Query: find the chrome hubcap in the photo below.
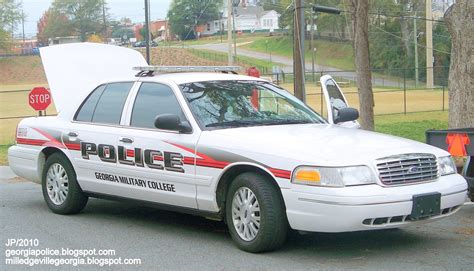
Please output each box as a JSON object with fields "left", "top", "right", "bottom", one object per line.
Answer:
{"left": 46, "top": 163, "right": 69, "bottom": 205}
{"left": 231, "top": 187, "right": 260, "bottom": 241}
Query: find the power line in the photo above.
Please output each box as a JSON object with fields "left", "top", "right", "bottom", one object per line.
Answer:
{"left": 340, "top": 10, "right": 445, "bottom": 23}
{"left": 182, "top": 0, "right": 214, "bottom": 41}
{"left": 272, "top": 2, "right": 447, "bottom": 23}
{"left": 372, "top": 25, "right": 450, "bottom": 55}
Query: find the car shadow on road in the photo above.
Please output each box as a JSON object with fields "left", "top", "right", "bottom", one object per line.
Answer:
{"left": 77, "top": 198, "right": 440, "bottom": 257}
{"left": 282, "top": 229, "right": 427, "bottom": 255}
{"left": 82, "top": 198, "right": 229, "bottom": 234}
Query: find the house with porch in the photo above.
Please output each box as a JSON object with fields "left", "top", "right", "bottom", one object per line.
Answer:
{"left": 199, "top": 6, "right": 280, "bottom": 36}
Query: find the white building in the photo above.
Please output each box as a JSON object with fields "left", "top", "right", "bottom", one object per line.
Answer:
{"left": 200, "top": 6, "right": 280, "bottom": 36}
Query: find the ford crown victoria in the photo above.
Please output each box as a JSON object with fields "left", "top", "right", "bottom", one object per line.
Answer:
{"left": 8, "top": 43, "right": 468, "bottom": 252}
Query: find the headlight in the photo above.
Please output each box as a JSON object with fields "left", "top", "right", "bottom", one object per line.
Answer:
{"left": 439, "top": 156, "right": 456, "bottom": 176}
{"left": 292, "top": 166, "right": 376, "bottom": 187}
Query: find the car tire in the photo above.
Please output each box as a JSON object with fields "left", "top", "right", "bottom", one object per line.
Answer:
{"left": 42, "top": 152, "right": 88, "bottom": 214}
{"left": 225, "top": 172, "right": 288, "bottom": 253}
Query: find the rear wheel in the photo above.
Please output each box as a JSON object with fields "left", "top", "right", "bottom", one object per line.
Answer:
{"left": 225, "top": 172, "right": 288, "bottom": 253}
{"left": 42, "top": 152, "right": 88, "bottom": 214}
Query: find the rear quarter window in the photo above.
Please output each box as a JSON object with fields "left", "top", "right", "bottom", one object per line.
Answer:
{"left": 75, "top": 84, "right": 106, "bottom": 122}
{"left": 75, "top": 82, "right": 133, "bottom": 125}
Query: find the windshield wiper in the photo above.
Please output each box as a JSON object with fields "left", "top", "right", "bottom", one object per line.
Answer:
{"left": 259, "top": 119, "right": 314, "bottom": 125}
{"left": 205, "top": 120, "right": 261, "bottom": 128}
{"left": 205, "top": 119, "right": 314, "bottom": 128}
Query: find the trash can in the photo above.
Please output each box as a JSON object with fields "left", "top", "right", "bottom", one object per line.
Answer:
{"left": 426, "top": 128, "right": 474, "bottom": 201}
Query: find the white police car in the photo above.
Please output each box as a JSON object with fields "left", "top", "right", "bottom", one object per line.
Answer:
{"left": 8, "top": 43, "right": 467, "bottom": 252}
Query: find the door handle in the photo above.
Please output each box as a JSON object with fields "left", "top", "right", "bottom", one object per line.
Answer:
{"left": 119, "top": 137, "right": 134, "bottom": 143}
{"left": 68, "top": 132, "right": 78, "bottom": 137}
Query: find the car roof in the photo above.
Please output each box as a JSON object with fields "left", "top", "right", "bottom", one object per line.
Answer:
{"left": 142, "top": 72, "right": 269, "bottom": 85}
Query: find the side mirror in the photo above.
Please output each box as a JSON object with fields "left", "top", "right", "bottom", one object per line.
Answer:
{"left": 154, "top": 114, "right": 192, "bottom": 133}
{"left": 334, "top": 107, "right": 359, "bottom": 124}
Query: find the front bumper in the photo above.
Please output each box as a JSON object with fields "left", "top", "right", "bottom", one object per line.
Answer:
{"left": 282, "top": 174, "right": 468, "bottom": 232}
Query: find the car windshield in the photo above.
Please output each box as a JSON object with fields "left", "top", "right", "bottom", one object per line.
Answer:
{"left": 180, "top": 80, "right": 326, "bottom": 129}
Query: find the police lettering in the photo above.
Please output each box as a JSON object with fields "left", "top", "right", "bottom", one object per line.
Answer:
{"left": 147, "top": 180, "right": 176, "bottom": 192}
{"left": 94, "top": 172, "right": 176, "bottom": 193}
{"left": 81, "top": 142, "right": 184, "bottom": 173}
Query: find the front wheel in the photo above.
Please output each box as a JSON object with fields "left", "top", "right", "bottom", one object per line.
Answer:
{"left": 42, "top": 152, "right": 88, "bottom": 214}
{"left": 225, "top": 172, "right": 288, "bottom": 253}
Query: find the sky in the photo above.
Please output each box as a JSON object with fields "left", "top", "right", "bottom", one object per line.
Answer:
{"left": 19, "top": 0, "right": 172, "bottom": 38}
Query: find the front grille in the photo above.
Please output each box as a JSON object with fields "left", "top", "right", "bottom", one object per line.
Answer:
{"left": 376, "top": 154, "right": 439, "bottom": 185}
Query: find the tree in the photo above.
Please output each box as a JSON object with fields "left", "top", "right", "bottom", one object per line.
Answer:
{"left": 444, "top": 0, "right": 474, "bottom": 128}
{"left": 432, "top": 23, "right": 451, "bottom": 86}
{"left": 167, "top": 0, "right": 222, "bottom": 40}
{"left": 111, "top": 27, "right": 134, "bottom": 40}
{"left": 350, "top": 0, "right": 374, "bottom": 131}
{"left": 367, "top": 0, "right": 425, "bottom": 80}
{"left": 305, "top": 0, "right": 349, "bottom": 41}
{"left": 51, "top": 0, "right": 108, "bottom": 41}
{"left": 109, "top": 17, "right": 134, "bottom": 41}
{"left": 0, "top": 0, "right": 22, "bottom": 50}
{"left": 87, "top": 33, "right": 103, "bottom": 43}
{"left": 37, "top": 9, "right": 73, "bottom": 46}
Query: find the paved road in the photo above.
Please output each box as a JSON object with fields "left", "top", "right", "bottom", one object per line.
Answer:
{"left": 188, "top": 43, "right": 405, "bottom": 88}
{"left": 1, "top": 168, "right": 473, "bottom": 270}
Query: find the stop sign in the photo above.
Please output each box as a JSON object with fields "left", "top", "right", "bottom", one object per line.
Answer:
{"left": 28, "top": 87, "right": 51, "bottom": 111}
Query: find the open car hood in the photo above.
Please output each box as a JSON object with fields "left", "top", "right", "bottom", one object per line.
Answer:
{"left": 40, "top": 43, "right": 147, "bottom": 119}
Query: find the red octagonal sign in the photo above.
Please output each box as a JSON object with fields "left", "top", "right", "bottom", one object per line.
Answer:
{"left": 29, "top": 87, "right": 51, "bottom": 111}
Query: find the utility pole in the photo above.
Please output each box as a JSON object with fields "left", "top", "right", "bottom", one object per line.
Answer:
{"left": 413, "top": 11, "right": 419, "bottom": 87}
{"left": 310, "top": 12, "right": 315, "bottom": 82}
{"left": 102, "top": 1, "right": 107, "bottom": 43}
{"left": 293, "top": 0, "right": 306, "bottom": 102}
{"left": 232, "top": 6, "right": 237, "bottom": 60}
{"left": 220, "top": 12, "right": 223, "bottom": 43}
{"left": 227, "top": 0, "right": 233, "bottom": 65}
{"left": 426, "top": 0, "right": 434, "bottom": 88}
{"left": 144, "top": 0, "right": 150, "bottom": 64}
{"left": 21, "top": 10, "right": 25, "bottom": 45}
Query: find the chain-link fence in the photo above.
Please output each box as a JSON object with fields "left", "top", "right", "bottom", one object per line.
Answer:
{"left": 261, "top": 68, "right": 449, "bottom": 117}
{"left": 0, "top": 67, "right": 449, "bottom": 144}
{"left": 0, "top": 87, "right": 53, "bottom": 144}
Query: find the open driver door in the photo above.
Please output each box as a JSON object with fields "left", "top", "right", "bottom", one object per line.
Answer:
{"left": 320, "top": 75, "right": 360, "bottom": 129}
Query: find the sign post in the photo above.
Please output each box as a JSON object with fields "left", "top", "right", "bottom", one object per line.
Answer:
{"left": 28, "top": 87, "right": 51, "bottom": 116}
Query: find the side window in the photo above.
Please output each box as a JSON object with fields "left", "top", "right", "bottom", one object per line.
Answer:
{"left": 91, "top": 82, "right": 134, "bottom": 124}
{"left": 130, "top": 83, "right": 186, "bottom": 129}
{"left": 325, "top": 80, "right": 348, "bottom": 119}
{"left": 75, "top": 82, "right": 133, "bottom": 124}
{"left": 75, "top": 84, "right": 106, "bottom": 122}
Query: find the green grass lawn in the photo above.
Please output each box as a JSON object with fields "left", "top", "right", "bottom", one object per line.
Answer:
{"left": 0, "top": 112, "right": 448, "bottom": 166}
{"left": 375, "top": 111, "right": 448, "bottom": 142}
{"left": 0, "top": 145, "right": 9, "bottom": 165}
{"left": 163, "top": 33, "right": 268, "bottom": 46}
{"left": 241, "top": 36, "right": 424, "bottom": 88}
{"left": 243, "top": 36, "right": 355, "bottom": 70}
{"left": 188, "top": 48, "right": 274, "bottom": 73}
